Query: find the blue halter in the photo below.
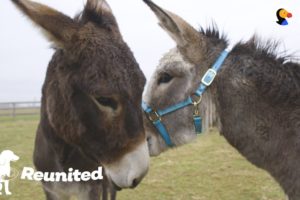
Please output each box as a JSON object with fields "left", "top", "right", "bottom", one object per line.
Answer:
{"left": 143, "top": 49, "right": 230, "bottom": 147}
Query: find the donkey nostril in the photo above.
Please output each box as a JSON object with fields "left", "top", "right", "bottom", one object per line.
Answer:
{"left": 131, "top": 178, "right": 139, "bottom": 188}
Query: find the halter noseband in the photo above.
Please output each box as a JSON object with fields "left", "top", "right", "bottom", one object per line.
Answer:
{"left": 143, "top": 49, "right": 230, "bottom": 147}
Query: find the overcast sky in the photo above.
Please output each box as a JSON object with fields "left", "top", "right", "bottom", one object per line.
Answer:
{"left": 0, "top": 0, "right": 299, "bottom": 102}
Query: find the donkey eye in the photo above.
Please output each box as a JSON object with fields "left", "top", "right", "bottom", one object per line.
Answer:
{"left": 158, "top": 73, "right": 173, "bottom": 85}
{"left": 96, "top": 97, "right": 118, "bottom": 110}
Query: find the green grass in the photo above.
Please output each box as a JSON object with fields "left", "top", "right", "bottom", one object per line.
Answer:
{"left": 0, "top": 116, "right": 43, "bottom": 199}
{"left": 0, "top": 117, "right": 285, "bottom": 200}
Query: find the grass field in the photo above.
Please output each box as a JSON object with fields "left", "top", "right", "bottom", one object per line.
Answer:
{"left": 0, "top": 116, "right": 286, "bottom": 200}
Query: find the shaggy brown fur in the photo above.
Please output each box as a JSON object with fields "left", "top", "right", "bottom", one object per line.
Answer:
{"left": 11, "top": 0, "right": 147, "bottom": 199}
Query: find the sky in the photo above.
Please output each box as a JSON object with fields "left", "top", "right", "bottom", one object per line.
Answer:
{"left": 0, "top": 0, "right": 299, "bottom": 102}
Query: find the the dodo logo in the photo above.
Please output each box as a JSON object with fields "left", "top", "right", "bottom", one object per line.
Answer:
{"left": 0, "top": 150, "right": 19, "bottom": 196}
{"left": 276, "top": 8, "right": 293, "bottom": 26}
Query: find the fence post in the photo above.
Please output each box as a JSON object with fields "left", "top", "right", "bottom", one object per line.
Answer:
{"left": 12, "top": 103, "right": 16, "bottom": 118}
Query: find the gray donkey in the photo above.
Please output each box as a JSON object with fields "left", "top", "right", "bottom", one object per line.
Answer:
{"left": 142, "top": 0, "right": 300, "bottom": 199}
{"left": 11, "top": 0, "right": 149, "bottom": 199}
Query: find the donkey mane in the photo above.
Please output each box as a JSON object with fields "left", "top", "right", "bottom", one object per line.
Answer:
{"left": 200, "top": 24, "right": 297, "bottom": 64}
{"left": 234, "top": 36, "right": 295, "bottom": 64}
{"left": 198, "top": 25, "right": 300, "bottom": 106}
{"left": 199, "top": 24, "right": 228, "bottom": 47}
{"left": 231, "top": 37, "right": 300, "bottom": 106}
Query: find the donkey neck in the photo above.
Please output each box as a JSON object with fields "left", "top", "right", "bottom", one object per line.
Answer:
{"left": 209, "top": 42, "right": 300, "bottom": 198}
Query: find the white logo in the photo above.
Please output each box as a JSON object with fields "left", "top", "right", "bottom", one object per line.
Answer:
{"left": 0, "top": 150, "right": 19, "bottom": 196}
{"left": 20, "top": 167, "right": 103, "bottom": 182}
{"left": 0, "top": 150, "right": 104, "bottom": 196}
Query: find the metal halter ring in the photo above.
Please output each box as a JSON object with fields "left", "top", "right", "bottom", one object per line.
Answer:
{"left": 191, "top": 94, "right": 202, "bottom": 105}
{"left": 148, "top": 111, "right": 161, "bottom": 122}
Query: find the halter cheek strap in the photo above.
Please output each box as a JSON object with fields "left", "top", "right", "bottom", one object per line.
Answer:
{"left": 143, "top": 49, "right": 230, "bottom": 147}
{"left": 142, "top": 98, "right": 194, "bottom": 147}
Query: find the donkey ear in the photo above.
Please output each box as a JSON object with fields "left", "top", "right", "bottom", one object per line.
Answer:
{"left": 86, "top": 0, "right": 113, "bottom": 14}
{"left": 10, "top": 0, "right": 78, "bottom": 48}
{"left": 143, "top": 0, "right": 206, "bottom": 64}
{"left": 81, "top": 0, "right": 120, "bottom": 32}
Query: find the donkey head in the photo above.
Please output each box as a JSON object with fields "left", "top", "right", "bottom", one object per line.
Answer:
{"left": 12, "top": 0, "right": 149, "bottom": 188}
{"left": 143, "top": 0, "right": 227, "bottom": 156}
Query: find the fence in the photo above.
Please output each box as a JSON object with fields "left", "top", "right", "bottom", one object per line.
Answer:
{"left": 0, "top": 101, "right": 41, "bottom": 118}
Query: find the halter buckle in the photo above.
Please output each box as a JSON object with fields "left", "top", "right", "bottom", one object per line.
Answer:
{"left": 191, "top": 94, "right": 202, "bottom": 106}
{"left": 193, "top": 108, "right": 200, "bottom": 116}
{"left": 148, "top": 111, "right": 161, "bottom": 122}
{"left": 202, "top": 69, "right": 217, "bottom": 86}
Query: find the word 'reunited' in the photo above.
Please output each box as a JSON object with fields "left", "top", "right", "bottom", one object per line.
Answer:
{"left": 21, "top": 167, "right": 104, "bottom": 182}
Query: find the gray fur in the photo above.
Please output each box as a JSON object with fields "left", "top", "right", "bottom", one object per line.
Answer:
{"left": 143, "top": 1, "right": 300, "bottom": 199}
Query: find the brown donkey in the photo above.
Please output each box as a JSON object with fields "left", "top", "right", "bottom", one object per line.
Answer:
{"left": 11, "top": 0, "right": 149, "bottom": 199}
{"left": 143, "top": 0, "right": 300, "bottom": 199}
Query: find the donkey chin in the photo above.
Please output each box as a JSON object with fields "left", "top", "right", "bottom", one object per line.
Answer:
{"left": 103, "top": 140, "right": 150, "bottom": 189}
